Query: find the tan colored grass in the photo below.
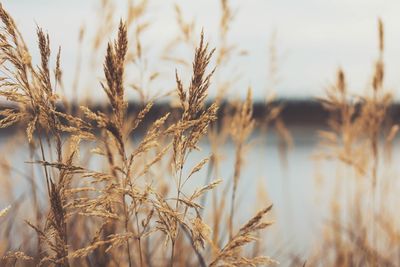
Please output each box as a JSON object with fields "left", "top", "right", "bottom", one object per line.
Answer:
{"left": 8, "top": 1, "right": 400, "bottom": 267}
{"left": 0, "top": 2, "right": 277, "bottom": 266}
{"left": 307, "top": 18, "right": 400, "bottom": 267}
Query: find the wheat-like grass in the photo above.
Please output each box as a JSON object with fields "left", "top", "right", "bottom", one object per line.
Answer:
{"left": 0, "top": 2, "right": 280, "bottom": 265}
{"left": 5, "top": 1, "right": 400, "bottom": 266}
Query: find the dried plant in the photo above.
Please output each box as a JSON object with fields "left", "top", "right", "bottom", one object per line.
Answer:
{"left": 309, "top": 18, "right": 400, "bottom": 267}
{"left": 4, "top": 1, "right": 400, "bottom": 266}
{"left": 228, "top": 89, "right": 255, "bottom": 239}
{"left": 0, "top": 3, "right": 277, "bottom": 267}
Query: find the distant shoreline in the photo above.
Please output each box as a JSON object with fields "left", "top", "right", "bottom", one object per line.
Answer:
{"left": 1, "top": 99, "right": 399, "bottom": 133}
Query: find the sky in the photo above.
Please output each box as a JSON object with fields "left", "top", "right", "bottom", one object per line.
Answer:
{"left": 2, "top": 0, "right": 400, "bottom": 101}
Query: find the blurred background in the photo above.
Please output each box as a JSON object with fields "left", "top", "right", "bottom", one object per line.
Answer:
{"left": 4, "top": 0, "right": 400, "bottom": 99}
{"left": 1, "top": 0, "right": 400, "bottom": 265}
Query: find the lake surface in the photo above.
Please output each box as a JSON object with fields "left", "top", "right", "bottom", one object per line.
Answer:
{"left": 2, "top": 125, "right": 397, "bottom": 263}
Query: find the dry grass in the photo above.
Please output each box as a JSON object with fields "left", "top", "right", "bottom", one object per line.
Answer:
{"left": 0, "top": 2, "right": 277, "bottom": 267}
{"left": 308, "top": 18, "right": 400, "bottom": 267}
{"left": 1, "top": 1, "right": 399, "bottom": 267}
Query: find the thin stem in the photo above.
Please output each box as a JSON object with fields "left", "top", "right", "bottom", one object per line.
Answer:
{"left": 170, "top": 240, "right": 175, "bottom": 267}
{"left": 229, "top": 142, "right": 242, "bottom": 240}
{"left": 123, "top": 197, "right": 133, "bottom": 267}
{"left": 134, "top": 203, "right": 144, "bottom": 267}
{"left": 171, "top": 165, "right": 184, "bottom": 266}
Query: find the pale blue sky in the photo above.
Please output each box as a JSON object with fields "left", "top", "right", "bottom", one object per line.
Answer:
{"left": 3, "top": 0, "right": 400, "bottom": 100}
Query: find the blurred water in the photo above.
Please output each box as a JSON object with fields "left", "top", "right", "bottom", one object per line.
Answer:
{"left": 8, "top": 124, "right": 400, "bottom": 263}
{"left": 0, "top": 126, "right": 325, "bottom": 258}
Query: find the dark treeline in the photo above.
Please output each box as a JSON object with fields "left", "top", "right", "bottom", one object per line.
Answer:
{"left": 2, "top": 99, "right": 400, "bottom": 133}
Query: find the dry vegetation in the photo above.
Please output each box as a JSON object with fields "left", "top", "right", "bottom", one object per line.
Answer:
{"left": 0, "top": 1, "right": 399, "bottom": 267}
{"left": 308, "top": 19, "right": 400, "bottom": 266}
{"left": 0, "top": 1, "right": 278, "bottom": 266}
